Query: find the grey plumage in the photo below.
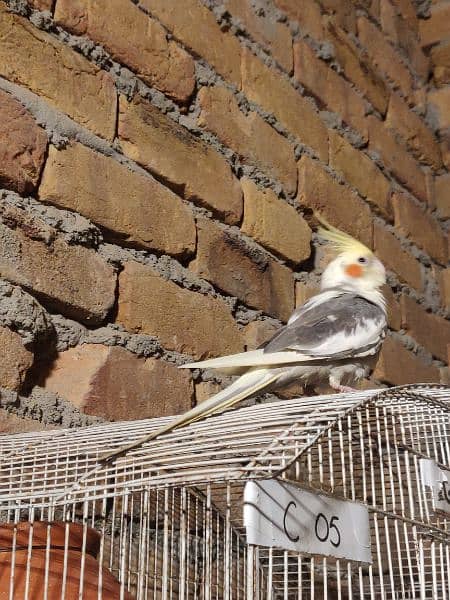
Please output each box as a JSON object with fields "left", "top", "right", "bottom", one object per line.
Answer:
{"left": 263, "top": 292, "right": 386, "bottom": 358}
{"left": 96, "top": 287, "right": 387, "bottom": 467}
{"left": 103, "top": 289, "right": 386, "bottom": 463}
{"left": 95, "top": 220, "right": 388, "bottom": 464}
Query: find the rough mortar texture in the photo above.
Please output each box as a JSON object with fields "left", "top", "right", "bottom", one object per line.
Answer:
{"left": 0, "top": 200, "right": 117, "bottom": 324}
{"left": 0, "top": 0, "right": 447, "bottom": 433}
{"left": 0, "top": 278, "right": 52, "bottom": 347}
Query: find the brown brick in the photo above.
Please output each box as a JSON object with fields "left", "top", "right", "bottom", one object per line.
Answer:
{"left": 441, "top": 365, "right": 450, "bottom": 382}
{"left": 390, "top": 0, "right": 419, "bottom": 34}
{"left": 427, "top": 167, "right": 436, "bottom": 209}
{"left": 373, "top": 336, "right": 440, "bottom": 385}
{"left": 329, "top": 131, "right": 391, "bottom": 218}
{"left": 0, "top": 5, "right": 116, "bottom": 140}
{"left": 366, "top": 0, "right": 381, "bottom": 20}
{"left": 297, "top": 155, "right": 373, "bottom": 247}
{"left": 242, "top": 320, "right": 280, "bottom": 350}
{"left": 197, "top": 85, "right": 297, "bottom": 194}
{"left": 385, "top": 93, "right": 441, "bottom": 169}
{"left": 241, "top": 179, "right": 311, "bottom": 263}
{"left": 273, "top": 0, "right": 324, "bottom": 41}
{"left": 373, "top": 222, "right": 423, "bottom": 291}
{"left": 357, "top": 16, "right": 414, "bottom": 98}
{"left": 195, "top": 381, "right": 222, "bottom": 404}
{"left": 28, "top": 0, "right": 53, "bottom": 11}
{"left": 440, "top": 268, "right": 450, "bottom": 310}
{"left": 410, "top": 45, "right": 430, "bottom": 81}
{"left": 368, "top": 116, "right": 427, "bottom": 202}
{"left": 191, "top": 217, "right": 295, "bottom": 321}
{"left": 410, "top": 87, "right": 428, "bottom": 114}
{"left": 225, "top": 0, "right": 292, "bottom": 72}
{"left": 43, "top": 344, "right": 193, "bottom": 420}
{"left": 294, "top": 40, "right": 327, "bottom": 103}
{"left": 241, "top": 178, "right": 311, "bottom": 264}
{"left": 431, "top": 40, "right": 450, "bottom": 86}
{"left": 435, "top": 173, "right": 450, "bottom": 218}
{"left": 382, "top": 284, "right": 401, "bottom": 330}
{"left": 0, "top": 410, "right": 51, "bottom": 434}
{"left": 0, "top": 203, "right": 116, "bottom": 324}
{"left": 54, "top": 0, "right": 194, "bottom": 103}
{"left": 379, "top": 0, "right": 406, "bottom": 42}
{"left": 0, "top": 90, "right": 47, "bottom": 195}
{"left": 380, "top": 0, "right": 429, "bottom": 79}
{"left": 118, "top": 96, "right": 242, "bottom": 225}
{"left": 293, "top": 40, "right": 368, "bottom": 139}
{"left": 428, "top": 86, "right": 450, "bottom": 131}
{"left": 441, "top": 134, "right": 450, "bottom": 170}
{"left": 117, "top": 261, "right": 244, "bottom": 359}
{"left": 319, "top": 0, "right": 357, "bottom": 33}
{"left": 325, "top": 21, "right": 389, "bottom": 114}
{"left": 241, "top": 48, "right": 328, "bottom": 161}
{"left": 392, "top": 192, "right": 448, "bottom": 264}
{"left": 140, "top": 0, "right": 241, "bottom": 87}
{"left": 275, "top": 381, "right": 305, "bottom": 399}
{"left": 420, "top": 3, "right": 450, "bottom": 48}
{"left": 39, "top": 142, "right": 196, "bottom": 258}
{"left": 295, "top": 281, "right": 320, "bottom": 306}
{"left": 0, "top": 326, "right": 33, "bottom": 391}
{"left": 355, "top": 378, "right": 385, "bottom": 391}
{"left": 315, "top": 243, "right": 338, "bottom": 272}
{"left": 401, "top": 294, "right": 450, "bottom": 361}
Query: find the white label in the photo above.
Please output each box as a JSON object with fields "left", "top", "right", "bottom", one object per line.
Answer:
{"left": 244, "top": 479, "right": 372, "bottom": 563}
{"left": 420, "top": 459, "right": 450, "bottom": 514}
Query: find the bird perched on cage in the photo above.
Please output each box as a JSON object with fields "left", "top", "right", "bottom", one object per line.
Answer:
{"left": 177, "top": 217, "right": 387, "bottom": 403}
{"left": 98, "top": 218, "right": 387, "bottom": 464}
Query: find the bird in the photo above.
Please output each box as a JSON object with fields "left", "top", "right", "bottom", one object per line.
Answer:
{"left": 96, "top": 217, "right": 388, "bottom": 466}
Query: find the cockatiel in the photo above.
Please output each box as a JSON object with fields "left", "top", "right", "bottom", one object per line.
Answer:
{"left": 98, "top": 219, "right": 387, "bottom": 465}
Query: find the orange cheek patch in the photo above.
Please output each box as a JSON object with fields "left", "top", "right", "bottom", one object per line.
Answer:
{"left": 345, "top": 263, "right": 363, "bottom": 278}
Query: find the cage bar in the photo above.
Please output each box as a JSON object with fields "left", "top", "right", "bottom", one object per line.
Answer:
{"left": 0, "top": 384, "right": 448, "bottom": 598}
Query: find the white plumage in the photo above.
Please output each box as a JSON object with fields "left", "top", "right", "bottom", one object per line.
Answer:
{"left": 99, "top": 218, "right": 388, "bottom": 463}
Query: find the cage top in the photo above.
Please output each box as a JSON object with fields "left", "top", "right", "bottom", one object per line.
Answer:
{"left": 0, "top": 384, "right": 448, "bottom": 508}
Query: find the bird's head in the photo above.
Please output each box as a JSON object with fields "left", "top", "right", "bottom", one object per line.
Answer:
{"left": 317, "top": 217, "right": 386, "bottom": 293}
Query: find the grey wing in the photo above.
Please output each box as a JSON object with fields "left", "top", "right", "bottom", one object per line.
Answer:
{"left": 263, "top": 293, "right": 387, "bottom": 359}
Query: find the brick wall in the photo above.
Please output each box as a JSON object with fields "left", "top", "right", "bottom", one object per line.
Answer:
{"left": 0, "top": 0, "right": 448, "bottom": 433}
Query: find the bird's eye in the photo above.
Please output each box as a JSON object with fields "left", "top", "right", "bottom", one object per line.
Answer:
{"left": 357, "top": 257, "right": 367, "bottom": 264}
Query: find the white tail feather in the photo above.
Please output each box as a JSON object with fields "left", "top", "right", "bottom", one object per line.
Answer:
{"left": 94, "top": 369, "right": 280, "bottom": 464}
{"left": 175, "top": 368, "right": 280, "bottom": 425}
{"left": 60, "top": 369, "right": 281, "bottom": 500}
{"left": 179, "top": 349, "right": 315, "bottom": 370}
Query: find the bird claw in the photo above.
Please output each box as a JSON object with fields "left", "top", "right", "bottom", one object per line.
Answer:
{"left": 330, "top": 382, "right": 358, "bottom": 393}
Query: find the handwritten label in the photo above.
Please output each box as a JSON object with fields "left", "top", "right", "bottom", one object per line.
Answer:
{"left": 420, "top": 459, "right": 450, "bottom": 515}
{"left": 244, "top": 479, "right": 372, "bottom": 563}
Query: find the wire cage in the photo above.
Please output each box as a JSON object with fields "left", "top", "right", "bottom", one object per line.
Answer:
{"left": 0, "top": 384, "right": 449, "bottom": 599}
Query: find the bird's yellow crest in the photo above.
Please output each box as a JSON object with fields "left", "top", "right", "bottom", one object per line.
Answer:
{"left": 315, "top": 213, "right": 372, "bottom": 257}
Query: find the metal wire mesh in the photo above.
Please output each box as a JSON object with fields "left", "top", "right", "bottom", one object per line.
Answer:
{"left": 0, "top": 384, "right": 448, "bottom": 598}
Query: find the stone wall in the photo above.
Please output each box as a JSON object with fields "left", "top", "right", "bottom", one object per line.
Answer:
{"left": 0, "top": 0, "right": 448, "bottom": 432}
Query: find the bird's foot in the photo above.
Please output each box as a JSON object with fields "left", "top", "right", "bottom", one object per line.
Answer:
{"left": 337, "top": 384, "right": 357, "bottom": 393}
{"left": 329, "top": 380, "right": 357, "bottom": 393}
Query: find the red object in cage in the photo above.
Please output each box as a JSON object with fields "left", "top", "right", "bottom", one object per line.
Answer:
{"left": 0, "top": 521, "right": 134, "bottom": 599}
